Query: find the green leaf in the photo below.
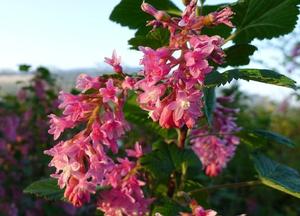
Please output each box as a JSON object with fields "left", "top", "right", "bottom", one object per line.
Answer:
{"left": 239, "top": 129, "right": 295, "bottom": 148}
{"left": 204, "top": 69, "right": 297, "bottom": 89}
{"left": 252, "top": 129, "right": 295, "bottom": 148}
{"left": 151, "top": 198, "right": 187, "bottom": 215}
{"left": 252, "top": 153, "right": 300, "bottom": 198}
{"left": 24, "top": 178, "right": 64, "bottom": 200}
{"left": 19, "top": 64, "right": 31, "bottom": 72}
{"left": 128, "top": 27, "right": 170, "bottom": 49}
{"left": 223, "top": 44, "right": 257, "bottom": 66}
{"left": 140, "top": 142, "right": 201, "bottom": 183}
{"left": 232, "top": 0, "right": 300, "bottom": 43}
{"left": 203, "top": 87, "right": 216, "bottom": 126}
{"left": 109, "top": 0, "right": 180, "bottom": 30}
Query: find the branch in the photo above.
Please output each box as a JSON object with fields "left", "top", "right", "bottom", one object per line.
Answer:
{"left": 188, "top": 180, "right": 262, "bottom": 195}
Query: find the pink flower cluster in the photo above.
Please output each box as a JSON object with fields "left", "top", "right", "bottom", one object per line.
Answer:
{"left": 45, "top": 57, "right": 151, "bottom": 215}
{"left": 45, "top": 1, "right": 237, "bottom": 214}
{"left": 136, "top": 1, "right": 234, "bottom": 129}
{"left": 191, "top": 97, "right": 241, "bottom": 177}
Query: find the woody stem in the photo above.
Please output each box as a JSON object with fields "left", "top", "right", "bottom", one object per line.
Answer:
{"left": 177, "top": 126, "right": 188, "bottom": 149}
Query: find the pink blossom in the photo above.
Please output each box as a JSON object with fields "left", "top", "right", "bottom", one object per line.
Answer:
{"left": 98, "top": 186, "right": 151, "bottom": 216}
{"left": 44, "top": 142, "right": 81, "bottom": 188}
{"left": 141, "top": 2, "right": 170, "bottom": 22}
{"left": 126, "top": 142, "right": 143, "bottom": 158}
{"left": 160, "top": 90, "right": 203, "bottom": 128}
{"left": 189, "top": 35, "right": 225, "bottom": 65}
{"left": 184, "top": 49, "right": 212, "bottom": 81}
{"left": 141, "top": 2, "right": 158, "bottom": 17}
{"left": 99, "top": 79, "right": 120, "bottom": 103}
{"left": 104, "top": 50, "right": 123, "bottom": 74}
{"left": 210, "top": 7, "right": 234, "bottom": 27}
{"left": 64, "top": 175, "right": 96, "bottom": 207}
{"left": 101, "top": 113, "right": 126, "bottom": 139}
{"left": 58, "top": 92, "right": 95, "bottom": 122}
{"left": 181, "top": 200, "right": 217, "bottom": 216}
{"left": 122, "top": 76, "right": 136, "bottom": 90}
{"left": 178, "top": 0, "right": 197, "bottom": 27}
{"left": 48, "top": 114, "right": 75, "bottom": 140}
{"left": 137, "top": 83, "right": 166, "bottom": 106}
{"left": 139, "top": 47, "right": 171, "bottom": 82}
{"left": 90, "top": 120, "right": 108, "bottom": 145}
{"left": 76, "top": 74, "right": 100, "bottom": 92}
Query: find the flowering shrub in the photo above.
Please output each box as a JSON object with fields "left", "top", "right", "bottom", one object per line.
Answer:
{"left": 0, "top": 67, "right": 79, "bottom": 215}
{"left": 25, "top": 0, "right": 300, "bottom": 215}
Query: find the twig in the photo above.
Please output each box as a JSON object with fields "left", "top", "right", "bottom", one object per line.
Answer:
{"left": 188, "top": 180, "right": 262, "bottom": 195}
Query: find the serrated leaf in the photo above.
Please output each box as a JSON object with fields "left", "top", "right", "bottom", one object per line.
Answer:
{"left": 252, "top": 153, "right": 300, "bottom": 198}
{"left": 223, "top": 44, "right": 257, "bottom": 66}
{"left": 252, "top": 129, "right": 295, "bottom": 148}
{"left": 232, "top": 0, "right": 300, "bottom": 43}
{"left": 203, "top": 87, "right": 215, "bottom": 126}
{"left": 183, "top": 180, "right": 203, "bottom": 192}
{"left": 239, "top": 129, "right": 295, "bottom": 148}
{"left": 204, "top": 69, "right": 297, "bottom": 89}
{"left": 24, "top": 178, "right": 64, "bottom": 200}
{"left": 140, "top": 143, "right": 175, "bottom": 183}
{"left": 109, "top": 0, "right": 180, "bottom": 30}
{"left": 129, "top": 27, "right": 170, "bottom": 50}
{"left": 140, "top": 142, "right": 201, "bottom": 183}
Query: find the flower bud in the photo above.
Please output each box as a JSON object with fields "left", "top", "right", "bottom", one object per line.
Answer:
{"left": 141, "top": 2, "right": 158, "bottom": 16}
{"left": 141, "top": 2, "right": 170, "bottom": 22}
{"left": 182, "top": 0, "right": 192, "bottom": 6}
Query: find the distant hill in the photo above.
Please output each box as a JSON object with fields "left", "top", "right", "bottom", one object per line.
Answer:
{"left": 0, "top": 66, "right": 139, "bottom": 94}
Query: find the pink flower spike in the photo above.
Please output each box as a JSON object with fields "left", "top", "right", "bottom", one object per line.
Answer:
{"left": 126, "top": 142, "right": 143, "bottom": 158}
{"left": 104, "top": 50, "right": 123, "bottom": 74}
{"left": 99, "top": 79, "right": 120, "bottom": 103}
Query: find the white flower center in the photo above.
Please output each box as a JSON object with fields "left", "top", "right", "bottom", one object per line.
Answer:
{"left": 180, "top": 100, "right": 190, "bottom": 109}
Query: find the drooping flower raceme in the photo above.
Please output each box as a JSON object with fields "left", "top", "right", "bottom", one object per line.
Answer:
{"left": 191, "top": 97, "right": 241, "bottom": 177}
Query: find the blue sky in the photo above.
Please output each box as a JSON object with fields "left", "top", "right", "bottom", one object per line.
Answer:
{"left": 0, "top": 0, "right": 139, "bottom": 69}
